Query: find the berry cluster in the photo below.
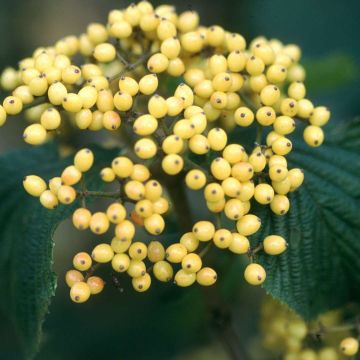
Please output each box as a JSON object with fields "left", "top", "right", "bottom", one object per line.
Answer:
{"left": 261, "top": 299, "right": 360, "bottom": 359}
{"left": 2, "top": 1, "right": 330, "bottom": 302}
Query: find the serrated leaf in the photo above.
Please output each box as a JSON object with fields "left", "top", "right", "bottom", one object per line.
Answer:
{"left": 0, "top": 143, "right": 117, "bottom": 359}
{"left": 250, "top": 123, "right": 360, "bottom": 319}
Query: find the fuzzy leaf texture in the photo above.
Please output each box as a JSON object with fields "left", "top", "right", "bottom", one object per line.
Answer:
{"left": 252, "top": 119, "right": 360, "bottom": 319}
{"left": 0, "top": 143, "right": 117, "bottom": 359}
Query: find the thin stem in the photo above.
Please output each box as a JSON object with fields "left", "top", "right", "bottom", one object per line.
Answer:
{"left": 85, "top": 263, "right": 101, "bottom": 280}
{"left": 199, "top": 242, "right": 212, "bottom": 258}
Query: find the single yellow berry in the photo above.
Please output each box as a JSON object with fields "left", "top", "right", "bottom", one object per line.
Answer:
{"left": 196, "top": 267, "right": 217, "bottom": 286}
{"left": 70, "top": 282, "right": 91, "bottom": 303}
{"left": 244, "top": 263, "right": 266, "bottom": 285}
{"left": 73, "top": 252, "right": 92, "bottom": 271}
{"left": 92, "top": 243, "right": 114, "bottom": 263}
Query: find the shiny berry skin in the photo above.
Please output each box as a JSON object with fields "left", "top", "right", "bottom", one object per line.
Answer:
{"left": 260, "top": 85, "right": 280, "bottom": 106}
{"left": 144, "top": 213, "right": 165, "bottom": 235}
{"left": 100, "top": 167, "right": 116, "bottom": 182}
{"left": 270, "top": 195, "right": 290, "bottom": 215}
{"left": 113, "top": 91, "right": 133, "bottom": 111}
{"left": 72, "top": 208, "right": 92, "bottom": 230}
{"left": 127, "top": 259, "right": 146, "bottom": 278}
{"left": 223, "top": 144, "right": 245, "bottom": 164}
{"left": 112, "top": 156, "right": 133, "bottom": 178}
{"left": 236, "top": 214, "right": 261, "bottom": 236}
{"left": 229, "top": 233, "right": 250, "bottom": 254}
{"left": 134, "top": 138, "right": 157, "bottom": 159}
{"left": 340, "top": 337, "right": 359, "bottom": 356}
{"left": 234, "top": 107, "right": 255, "bottom": 127}
{"left": 23, "top": 124, "right": 47, "bottom": 145}
{"left": 188, "top": 134, "right": 210, "bottom": 155}
{"left": 288, "top": 168, "right": 304, "bottom": 191}
{"left": 147, "top": 53, "right": 169, "bottom": 73}
{"left": 23, "top": 175, "right": 46, "bottom": 197}
{"left": 303, "top": 125, "right": 324, "bottom": 147}
{"left": 73, "top": 252, "right": 92, "bottom": 271}
{"left": 70, "top": 282, "right": 91, "bottom": 303}
{"left": 222, "top": 177, "right": 241, "bottom": 197}
{"left": 3, "top": 95, "right": 23, "bottom": 115}
{"left": 65, "top": 270, "right": 84, "bottom": 287}
{"left": 185, "top": 169, "right": 207, "bottom": 190}
{"left": 213, "top": 228, "right": 233, "bottom": 249}
{"left": 272, "top": 136, "right": 292, "bottom": 155}
{"left": 309, "top": 106, "right": 330, "bottom": 126}
{"left": 180, "top": 232, "right": 200, "bottom": 252}
{"left": 288, "top": 81, "right": 306, "bottom": 100}
{"left": 139, "top": 74, "right": 158, "bottom": 95}
{"left": 87, "top": 276, "right": 105, "bottom": 295}
{"left": 61, "top": 165, "right": 82, "bottom": 186}
{"left": 174, "top": 269, "right": 196, "bottom": 287}
{"left": 273, "top": 115, "right": 296, "bottom": 135}
{"left": 254, "top": 183, "right": 275, "bottom": 204}
{"left": 131, "top": 164, "right": 150, "bottom": 182}
{"left": 192, "top": 221, "right": 215, "bottom": 242}
{"left": 0, "top": 105, "right": 7, "bottom": 126}
{"left": 181, "top": 253, "right": 202, "bottom": 273}
{"left": 147, "top": 241, "right": 165, "bottom": 263}
{"left": 207, "top": 127, "right": 228, "bottom": 151}
{"left": 106, "top": 203, "right": 127, "bottom": 224}
{"left": 74, "top": 148, "right": 94, "bottom": 173}
{"left": 92, "top": 243, "right": 114, "bottom": 263}
{"left": 224, "top": 199, "right": 244, "bottom": 220}
{"left": 204, "top": 183, "right": 225, "bottom": 202}
{"left": 263, "top": 235, "right": 287, "bottom": 255}
{"left": 162, "top": 154, "right": 184, "bottom": 175}
{"left": 129, "top": 242, "right": 148, "bottom": 261}
{"left": 196, "top": 267, "right": 217, "bottom": 286}
{"left": 165, "top": 243, "right": 188, "bottom": 263}
{"left": 256, "top": 106, "right": 276, "bottom": 126}
{"left": 145, "top": 180, "right": 162, "bottom": 201}
{"left": 231, "top": 162, "right": 254, "bottom": 182}
{"left": 119, "top": 76, "right": 139, "bottom": 96}
{"left": 40, "top": 108, "right": 61, "bottom": 130}
{"left": 244, "top": 263, "right": 266, "bottom": 285}
{"left": 211, "top": 157, "right": 231, "bottom": 180}
{"left": 57, "top": 185, "right": 76, "bottom": 204}
{"left": 114, "top": 220, "right": 135, "bottom": 242}
{"left": 90, "top": 212, "right": 110, "bottom": 234}
{"left": 111, "top": 253, "right": 131, "bottom": 272}
{"left": 132, "top": 273, "right": 151, "bottom": 292}
{"left": 153, "top": 260, "right": 173, "bottom": 282}
{"left": 249, "top": 151, "right": 266, "bottom": 172}
{"left": 40, "top": 190, "right": 58, "bottom": 209}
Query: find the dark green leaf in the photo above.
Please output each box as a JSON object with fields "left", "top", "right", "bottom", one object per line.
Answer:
{"left": 0, "top": 143, "right": 117, "bottom": 359}
{"left": 251, "top": 121, "right": 360, "bottom": 319}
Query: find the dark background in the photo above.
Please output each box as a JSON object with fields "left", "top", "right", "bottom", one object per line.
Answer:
{"left": 0, "top": 1, "right": 359, "bottom": 359}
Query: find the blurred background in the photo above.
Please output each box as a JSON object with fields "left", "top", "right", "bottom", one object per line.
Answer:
{"left": 0, "top": 0, "right": 359, "bottom": 359}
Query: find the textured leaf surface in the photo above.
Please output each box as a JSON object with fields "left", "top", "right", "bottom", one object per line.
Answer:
{"left": 0, "top": 144, "right": 117, "bottom": 359}
{"left": 252, "top": 121, "right": 360, "bottom": 319}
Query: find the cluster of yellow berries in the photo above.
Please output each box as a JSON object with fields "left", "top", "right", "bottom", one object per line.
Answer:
{"left": 260, "top": 299, "right": 359, "bottom": 360}
{"left": 3, "top": 1, "right": 330, "bottom": 302}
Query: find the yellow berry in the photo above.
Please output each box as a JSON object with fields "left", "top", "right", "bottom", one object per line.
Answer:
{"left": 180, "top": 232, "right": 200, "bottom": 252}
{"left": 211, "top": 157, "right": 231, "bottom": 180}
{"left": 57, "top": 185, "right": 76, "bottom": 204}
{"left": 273, "top": 115, "right": 296, "bottom": 135}
{"left": 0, "top": 105, "right": 7, "bottom": 126}
{"left": 90, "top": 212, "right": 110, "bottom": 235}
{"left": 40, "top": 108, "right": 61, "bottom": 130}
{"left": 192, "top": 221, "right": 215, "bottom": 242}
{"left": 222, "top": 177, "right": 242, "bottom": 197}
{"left": 61, "top": 165, "right": 82, "bottom": 186}
{"left": 86, "top": 276, "right": 104, "bottom": 295}
{"left": 144, "top": 213, "right": 165, "bottom": 235}
{"left": 115, "top": 220, "right": 135, "bottom": 242}
{"left": 196, "top": 267, "right": 217, "bottom": 286}
{"left": 303, "top": 125, "right": 324, "bottom": 147}
{"left": 229, "top": 233, "right": 250, "bottom": 254}
{"left": 62, "top": 93, "right": 83, "bottom": 113}
{"left": 174, "top": 269, "right": 196, "bottom": 287}
{"left": 260, "top": 85, "right": 280, "bottom": 106}
{"left": 249, "top": 151, "right": 267, "bottom": 172}
{"left": 185, "top": 169, "right": 207, "bottom": 190}
{"left": 139, "top": 74, "right": 158, "bottom": 95}
{"left": 204, "top": 183, "right": 224, "bottom": 202}
{"left": 254, "top": 183, "right": 275, "bottom": 204}
{"left": 145, "top": 180, "right": 162, "bottom": 201}
{"left": 162, "top": 154, "right": 184, "bottom": 175}
{"left": 213, "top": 228, "right": 233, "bottom": 249}
{"left": 272, "top": 136, "right": 292, "bottom": 155}
{"left": 270, "top": 194, "right": 290, "bottom": 215}
{"left": 244, "top": 263, "right": 266, "bottom": 285}
{"left": 134, "top": 138, "right": 157, "bottom": 159}
{"left": 72, "top": 208, "right": 92, "bottom": 230}
{"left": 234, "top": 107, "right": 255, "bottom": 127}
{"left": 129, "top": 242, "right": 148, "bottom": 261}
{"left": 40, "top": 190, "right": 58, "bottom": 209}
{"left": 153, "top": 260, "right": 173, "bottom": 282}
{"left": 131, "top": 164, "right": 151, "bottom": 182}
{"left": 92, "top": 243, "right": 114, "bottom": 263}
{"left": 70, "top": 282, "right": 91, "bottom": 303}
{"left": 132, "top": 273, "right": 151, "bottom": 292}
{"left": 124, "top": 180, "right": 145, "bottom": 200}
{"left": 147, "top": 53, "right": 169, "bottom": 73}
{"left": 309, "top": 106, "right": 330, "bottom": 126}
{"left": 23, "top": 124, "right": 47, "bottom": 145}
{"left": 340, "top": 337, "right": 359, "bottom": 356}
{"left": 73, "top": 252, "right": 92, "bottom": 271}
{"left": 48, "top": 82, "right": 68, "bottom": 105}
{"left": 231, "top": 162, "right": 254, "bottom": 182}
{"left": 162, "top": 134, "right": 184, "bottom": 154}
{"left": 288, "top": 168, "right": 304, "bottom": 191}
{"left": 224, "top": 199, "right": 244, "bottom": 220}
{"left": 256, "top": 106, "right": 276, "bottom": 126}
{"left": 113, "top": 91, "right": 133, "bottom": 111}
{"left": 236, "top": 214, "right": 261, "bottom": 236}
{"left": 23, "top": 175, "right": 46, "bottom": 197}
{"left": 111, "top": 237, "right": 131, "bottom": 254}
{"left": 223, "top": 144, "right": 246, "bottom": 164}
{"left": 127, "top": 259, "right": 146, "bottom": 278}
{"left": 165, "top": 243, "right": 187, "bottom": 263}
{"left": 112, "top": 156, "right": 133, "bottom": 178}
{"left": 100, "top": 167, "right": 116, "bottom": 182}
{"left": 181, "top": 253, "right": 202, "bottom": 273}
{"left": 65, "top": 270, "right": 84, "bottom": 287}
{"left": 207, "top": 127, "right": 227, "bottom": 151}
{"left": 106, "top": 203, "right": 126, "bottom": 224}
{"left": 78, "top": 85, "right": 98, "bottom": 109}
{"left": 263, "top": 235, "right": 287, "bottom": 255}
{"left": 147, "top": 241, "right": 165, "bottom": 263}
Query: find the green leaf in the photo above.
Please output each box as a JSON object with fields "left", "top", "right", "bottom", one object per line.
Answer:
{"left": 0, "top": 143, "right": 117, "bottom": 359}
{"left": 251, "top": 121, "right": 360, "bottom": 319}
{"left": 303, "top": 53, "right": 358, "bottom": 93}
